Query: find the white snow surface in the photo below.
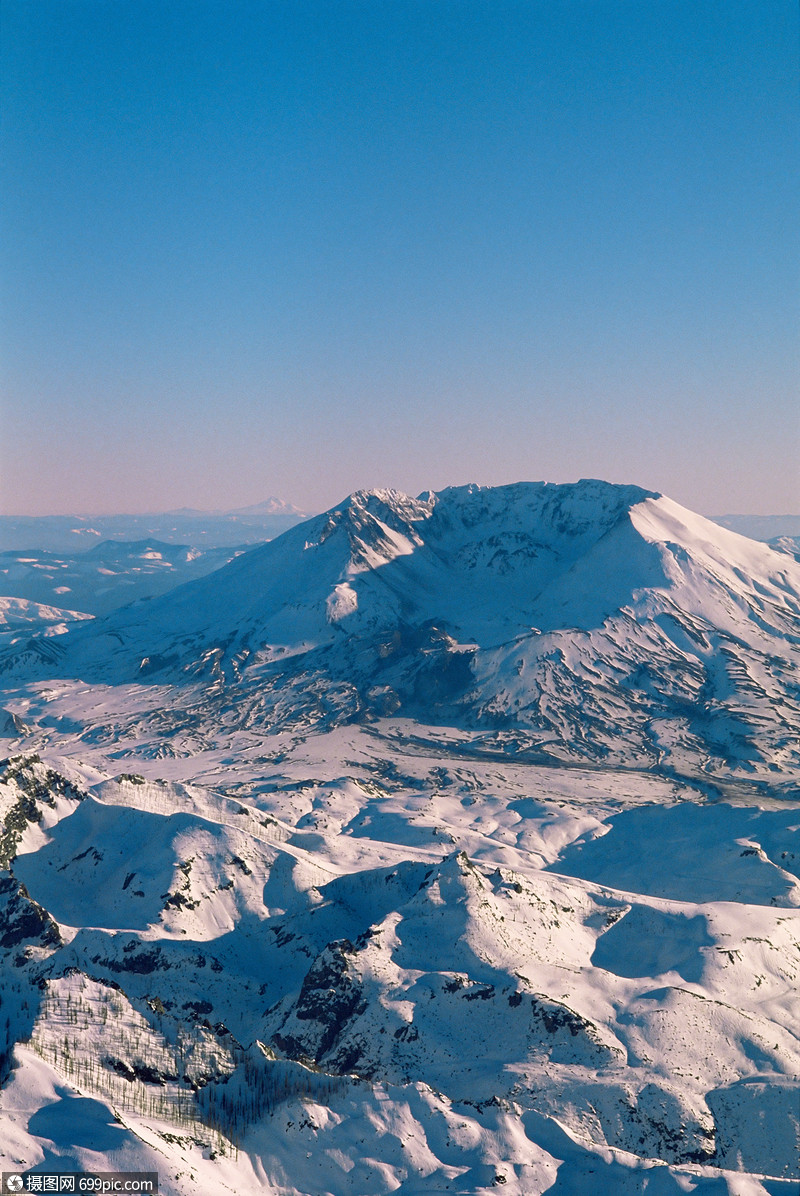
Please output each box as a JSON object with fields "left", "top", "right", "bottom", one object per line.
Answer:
{"left": 0, "top": 596, "right": 92, "bottom": 628}
{"left": 0, "top": 481, "right": 798, "bottom": 1195}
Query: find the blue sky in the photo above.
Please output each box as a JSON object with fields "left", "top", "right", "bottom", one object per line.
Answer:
{"left": 2, "top": 0, "right": 798, "bottom": 515}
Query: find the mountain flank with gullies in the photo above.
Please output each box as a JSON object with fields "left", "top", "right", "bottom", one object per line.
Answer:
{"left": 5, "top": 480, "right": 796, "bottom": 784}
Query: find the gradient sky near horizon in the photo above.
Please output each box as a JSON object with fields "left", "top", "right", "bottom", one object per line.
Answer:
{"left": 2, "top": 0, "right": 798, "bottom": 516}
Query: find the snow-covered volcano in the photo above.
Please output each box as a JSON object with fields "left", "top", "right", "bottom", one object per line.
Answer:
{"left": 1, "top": 481, "right": 799, "bottom": 1194}
{"left": 12, "top": 480, "right": 797, "bottom": 780}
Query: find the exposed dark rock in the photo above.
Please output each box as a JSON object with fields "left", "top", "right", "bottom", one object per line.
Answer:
{"left": 0, "top": 875, "right": 61, "bottom": 951}
{"left": 272, "top": 940, "right": 367, "bottom": 1066}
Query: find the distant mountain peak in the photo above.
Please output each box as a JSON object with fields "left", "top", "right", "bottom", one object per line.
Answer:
{"left": 227, "top": 496, "right": 309, "bottom": 517}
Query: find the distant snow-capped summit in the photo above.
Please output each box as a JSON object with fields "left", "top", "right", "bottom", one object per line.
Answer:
{"left": 226, "top": 496, "right": 309, "bottom": 517}
{"left": 0, "top": 499, "right": 312, "bottom": 554}
{"left": 164, "top": 496, "right": 310, "bottom": 518}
